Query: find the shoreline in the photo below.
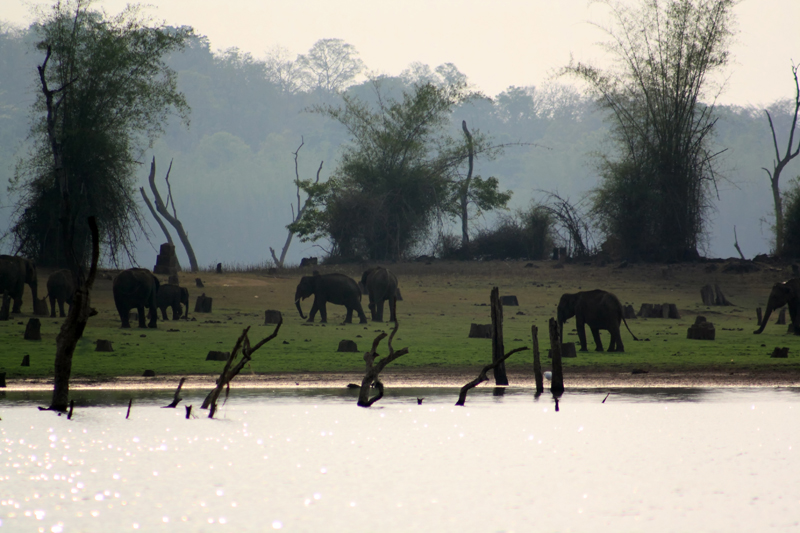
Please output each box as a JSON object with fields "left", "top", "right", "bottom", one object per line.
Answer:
{"left": 4, "top": 367, "right": 800, "bottom": 391}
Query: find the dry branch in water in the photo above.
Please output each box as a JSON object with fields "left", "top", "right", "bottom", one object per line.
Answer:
{"left": 163, "top": 377, "right": 186, "bottom": 408}
{"left": 358, "top": 320, "right": 409, "bottom": 407}
{"left": 202, "top": 318, "right": 283, "bottom": 417}
{"left": 455, "top": 346, "right": 528, "bottom": 406}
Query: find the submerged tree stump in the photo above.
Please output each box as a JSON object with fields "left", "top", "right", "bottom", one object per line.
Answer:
{"left": 24, "top": 318, "right": 41, "bottom": 340}
{"left": 548, "top": 318, "right": 564, "bottom": 394}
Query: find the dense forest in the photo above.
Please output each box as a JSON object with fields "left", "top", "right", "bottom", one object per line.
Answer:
{"left": 0, "top": 22, "right": 797, "bottom": 267}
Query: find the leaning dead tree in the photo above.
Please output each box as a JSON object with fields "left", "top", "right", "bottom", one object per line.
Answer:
{"left": 140, "top": 157, "right": 199, "bottom": 271}
{"left": 270, "top": 137, "right": 323, "bottom": 268}
{"left": 764, "top": 63, "right": 800, "bottom": 255}
{"left": 202, "top": 318, "right": 283, "bottom": 417}
{"left": 358, "top": 319, "right": 409, "bottom": 407}
{"left": 455, "top": 346, "right": 528, "bottom": 406}
{"left": 539, "top": 191, "right": 596, "bottom": 258}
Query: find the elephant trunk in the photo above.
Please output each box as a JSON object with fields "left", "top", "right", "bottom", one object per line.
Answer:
{"left": 754, "top": 305, "right": 775, "bottom": 334}
{"left": 295, "top": 297, "right": 306, "bottom": 319}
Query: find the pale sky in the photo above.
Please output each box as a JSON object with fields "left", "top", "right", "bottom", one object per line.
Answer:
{"left": 3, "top": 0, "right": 799, "bottom": 106}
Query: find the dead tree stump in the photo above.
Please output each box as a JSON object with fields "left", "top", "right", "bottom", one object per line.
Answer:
{"left": 770, "top": 347, "right": 789, "bottom": 358}
{"left": 337, "top": 340, "right": 358, "bottom": 352}
{"left": 21, "top": 354, "right": 30, "bottom": 366}
{"left": 491, "top": 287, "right": 508, "bottom": 386}
{"left": 623, "top": 305, "right": 636, "bottom": 319}
{"left": 264, "top": 310, "right": 282, "bottom": 324}
{"left": 548, "top": 318, "right": 564, "bottom": 395}
{"left": 95, "top": 339, "right": 113, "bottom": 352}
{"left": 500, "top": 295, "right": 519, "bottom": 306}
{"left": 687, "top": 316, "right": 715, "bottom": 340}
{"left": 469, "top": 323, "right": 492, "bottom": 338}
{"left": 154, "top": 243, "right": 180, "bottom": 275}
{"left": 638, "top": 303, "right": 654, "bottom": 317}
{"left": 357, "top": 322, "right": 409, "bottom": 407}
{"left": 701, "top": 284, "right": 734, "bottom": 306}
{"left": 195, "top": 278, "right": 204, "bottom": 288}
{"left": 24, "top": 318, "right": 41, "bottom": 340}
{"left": 532, "top": 325, "right": 543, "bottom": 395}
{"left": 194, "top": 293, "right": 212, "bottom": 313}
{"left": 205, "top": 351, "right": 230, "bottom": 361}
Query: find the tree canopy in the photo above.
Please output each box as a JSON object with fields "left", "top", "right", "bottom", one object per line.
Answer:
{"left": 9, "top": 0, "right": 191, "bottom": 267}
{"left": 565, "top": 0, "right": 736, "bottom": 261}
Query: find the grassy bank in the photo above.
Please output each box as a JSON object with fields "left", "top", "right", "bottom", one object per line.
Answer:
{"left": 2, "top": 260, "right": 799, "bottom": 381}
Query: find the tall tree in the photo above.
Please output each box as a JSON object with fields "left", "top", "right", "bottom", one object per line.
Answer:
{"left": 763, "top": 63, "right": 800, "bottom": 255}
{"left": 564, "top": 0, "right": 735, "bottom": 261}
{"left": 292, "top": 79, "right": 474, "bottom": 261}
{"left": 298, "top": 38, "right": 365, "bottom": 94}
{"left": 9, "top": 0, "right": 191, "bottom": 267}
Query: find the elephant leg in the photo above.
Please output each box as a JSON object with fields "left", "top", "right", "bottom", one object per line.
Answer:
{"left": 576, "top": 318, "right": 588, "bottom": 351}
{"left": 117, "top": 301, "right": 131, "bottom": 328}
{"left": 59, "top": 300, "right": 66, "bottom": 318}
{"left": 375, "top": 299, "right": 385, "bottom": 322}
{"left": 147, "top": 306, "right": 158, "bottom": 328}
{"left": 316, "top": 301, "right": 327, "bottom": 323}
{"left": 389, "top": 297, "right": 397, "bottom": 322}
{"left": 160, "top": 306, "right": 169, "bottom": 321}
{"left": 608, "top": 324, "right": 624, "bottom": 352}
{"left": 49, "top": 295, "right": 57, "bottom": 318}
{"left": 356, "top": 303, "right": 367, "bottom": 324}
{"left": 590, "top": 326, "right": 604, "bottom": 351}
{"left": 344, "top": 307, "right": 354, "bottom": 323}
{"left": 137, "top": 305, "right": 147, "bottom": 328}
{"left": 368, "top": 298, "right": 377, "bottom": 321}
{"left": 11, "top": 295, "right": 22, "bottom": 313}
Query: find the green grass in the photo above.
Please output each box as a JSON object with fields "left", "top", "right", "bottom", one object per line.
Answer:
{"left": 2, "top": 260, "right": 799, "bottom": 380}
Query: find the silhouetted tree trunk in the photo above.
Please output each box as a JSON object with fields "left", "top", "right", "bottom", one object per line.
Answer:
{"left": 491, "top": 287, "right": 509, "bottom": 385}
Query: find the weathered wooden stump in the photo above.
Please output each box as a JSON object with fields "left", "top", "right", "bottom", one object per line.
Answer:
{"left": 469, "top": 323, "right": 492, "bottom": 338}
{"left": 770, "top": 347, "right": 789, "bottom": 358}
{"left": 701, "top": 284, "right": 733, "bottom": 306}
{"left": 143, "top": 369, "right": 156, "bottom": 377}
{"left": 623, "top": 305, "right": 636, "bottom": 319}
{"left": 337, "top": 340, "right": 358, "bottom": 352}
{"left": 21, "top": 354, "right": 30, "bottom": 366}
{"left": 638, "top": 303, "right": 654, "bottom": 317}
{"left": 95, "top": 339, "right": 114, "bottom": 352}
{"left": 154, "top": 243, "right": 179, "bottom": 275}
{"left": 0, "top": 372, "right": 6, "bottom": 387}
{"left": 263, "top": 310, "right": 282, "bottom": 324}
{"left": 500, "top": 295, "right": 519, "bottom": 306}
{"left": 195, "top": 293, "right": 212, "bottom": 313}
{"left": 777, "top": 308, "right": 786, "bottom": 325}
{"left": 205, "top": 351, "right": 230, "bottom": 361}
{"left": 24, "top": 318, "right": 41, "bottom": 340}
{"left": 548, "top": 342, "right": 576, "bottom": 358}
{"left": 687, "top": 316, "right": 715, "bottom": 340}
{"left": 195, "top": 278, "right": 204, "bottom": 288}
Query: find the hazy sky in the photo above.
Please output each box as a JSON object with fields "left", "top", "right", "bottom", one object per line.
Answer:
{"left": 3, "top": 0, "right": 798, "bottom": 105}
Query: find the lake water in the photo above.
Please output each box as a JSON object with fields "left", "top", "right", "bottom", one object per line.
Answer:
{"left": 1, "top": 387, "right": 798, "bottom": 532}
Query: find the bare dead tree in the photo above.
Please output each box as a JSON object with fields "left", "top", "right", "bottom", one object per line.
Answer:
{"left": 140, "top": 187, "right": 173, "bottom": 246}
{"left": 142, "top": 157, "right": 199, "bottom": 271}
{"left": 202, "top": 318, "right": 283, "bottom": 417}
{"left": 540, "top": 191, "right": 596, "bottom": 258}
{"left": 270, "top": 137, "right": 323, "bottom": 268}
{"left": 459, "top": 120, "right": 474, "bottom": 250}
{"left": 162, "top": 377, "right": 186, "bottom": 408}
{"left": 764, "top": 63, "right": 800, "bottom": 255}
{"left": 455, "top": 346, "right": 528, "bottom": 406}
{"left": 358, "top": 320, "right": 409, "bottom": 407}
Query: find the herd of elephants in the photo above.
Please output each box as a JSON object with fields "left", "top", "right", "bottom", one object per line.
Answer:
{"left": 1, "top": 254, "right": 800, "bottom": 352}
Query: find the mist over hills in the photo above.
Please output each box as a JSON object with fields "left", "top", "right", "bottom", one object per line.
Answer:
{"left": 1, "top": 28, "right": 796, "bottom": 268}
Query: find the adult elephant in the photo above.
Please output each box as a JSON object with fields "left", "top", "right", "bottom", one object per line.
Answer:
{"left": 360, "top": 267, "right": 398, "bottom": 322}
{"left": 295, "top": 272, "right": 367, "bottom": 324}
{"left": 754, "top": 278, "right": 800, "bottom": 334}
{"left": 47, "top": 269, "right": 75, "bottom": 318}
{"left": 557, "top": 289, "right": 637, "bottom": 352}
{"left": 157, "top": 284, "right": 189, "bottom": 320}
{"left": 0, "top": 255, "right": 39, "bottom": 314}
{"left": 113, "top": 268, "right": 159, "bottom": 328}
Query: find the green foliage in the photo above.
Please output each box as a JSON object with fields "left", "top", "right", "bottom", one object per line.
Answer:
{"left": 565, "top": 0, "right": 736, "bottom": 261}
{"left": 468, "top": 204, "right": 553, "bottom": 260}
{"left": 296, "top": 80, "right": 476, "bottom": 261}
{"left": 9, "top": 0, "right": 191, "bottom": 267}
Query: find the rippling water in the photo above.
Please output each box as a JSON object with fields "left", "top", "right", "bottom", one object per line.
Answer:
{"left": 1, "top": 387, "right": 798, "bottom": 532}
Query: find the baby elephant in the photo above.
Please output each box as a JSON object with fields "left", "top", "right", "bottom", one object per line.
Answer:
{"left": 47, "top": 269, "right": 75, "bottom": 318}
{"left": 157, "top": 284, "right": 189, "bottom": 320}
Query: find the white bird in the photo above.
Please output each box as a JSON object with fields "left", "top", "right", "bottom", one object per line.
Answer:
{"left": 544, "top": 371, "right": 552, "bottom": 381}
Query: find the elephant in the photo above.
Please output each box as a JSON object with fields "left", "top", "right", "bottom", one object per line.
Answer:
{"left": 360, "top": 267, "right": 398, "bottom": 322}
{"left": 294, "top": 272, "right": 367, "bottom": 324}
{"left": 157, "top": 284, "right": 189, "bottom": 320}
{"left": 113, "top": 268, "right": 160, "bottom": 328}
{"left": 754, "top": 278, "right": 800, "bottom": 334}
{"left": 0, "top": 255, "right": 39, "bottom": 314}
{"left": 557, "top": 289, "right": 637, "bottom": 352}
{"left": 47, "top": 269, "right": 75, "bottom": 318}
